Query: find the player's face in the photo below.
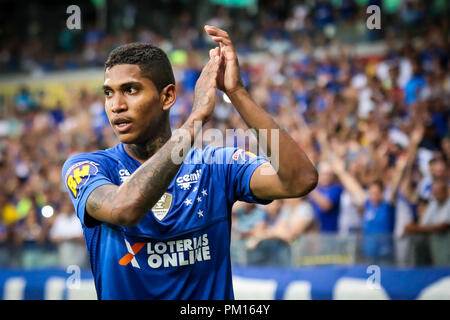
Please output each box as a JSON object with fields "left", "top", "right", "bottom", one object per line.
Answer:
{"left": 103, "top": 64, "right": 164, "bottom": 144}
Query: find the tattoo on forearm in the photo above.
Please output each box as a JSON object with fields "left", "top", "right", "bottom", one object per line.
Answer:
{"left": 87, "top": 185, "right": 116, "bottom": 215}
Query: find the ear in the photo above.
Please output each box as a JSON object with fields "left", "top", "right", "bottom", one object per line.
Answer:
{"left": 160, "top": 84, "right": 176, "bottom": 111}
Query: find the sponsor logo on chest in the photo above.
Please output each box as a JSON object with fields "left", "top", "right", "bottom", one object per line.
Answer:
{"left": 119, "top": 169, "right": 131, "bottom": 182}
{"left": 176, "top": 169, "right": 202, "bottom": 190}
{"left": 119, "top": 233, "right": 211, "bottom": 269}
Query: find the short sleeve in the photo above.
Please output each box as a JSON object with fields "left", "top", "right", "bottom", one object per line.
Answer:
{"left": 61, "top": 155, "right": 115, "bottom": 227}
{"left": 214, "top": 147, "right": 273, "bottom": 205}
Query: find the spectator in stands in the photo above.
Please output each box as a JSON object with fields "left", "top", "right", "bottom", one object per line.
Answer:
{"left": 247, "top": 198, "right": 316, "bottom": 245}
{"left": 417, "top": 158, "right": 448, "bottom": 201}
{"left": 13, "top": 206, "right": 47, "bottom": 268}
{"left": 363, "top": 179, "right": 398, "bottom": 263}
{"left": 14, "top": 86, "right": 37, "bottom": 114}
{"left": 49, "top": 200, "right": 87, "bottom": 268}
{"left": 232, "top": 202, "right": 266, "bottom": 241}
{"left": 245, "top": 200, "right": 291, "bottom": 266}
{"left": 331, "top": 153, "right": 409, "bottom": 264}
{"left": 276, "top": 198, "right": 317, "bottom": 241}
{"left": 338, "top": 189, "right": 364, "bottom": 235}
{"left": 314, "top": 127, "right": 365, "bottom": 235}
{"left": 404, "top": 179, "right": 450, "bottom": 266}
{"left": 404, "top": 57, "right": 426, "bottom": 106}
{"left": 391, "top": 125, "right": 426, "bottom": 266}
{"left": 308, "top": 162, "right": 343, "bottom": 233}
{"left": 230, "top": 201, "right": 266, "bottom": 264}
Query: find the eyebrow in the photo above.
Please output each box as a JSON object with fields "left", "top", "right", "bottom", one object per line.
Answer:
{"left": 102, "top": 81, "right": 143, "bottom": 91}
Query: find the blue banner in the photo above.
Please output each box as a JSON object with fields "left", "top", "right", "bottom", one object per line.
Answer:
{"left": 0, "top": 265, "right": 449, "bottom": 300}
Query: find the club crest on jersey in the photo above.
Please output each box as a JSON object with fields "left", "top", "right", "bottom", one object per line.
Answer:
{"left": 65, "top": 161, "right": 99, "bottom": 199}
{"left": 176, "top": 169, "right": 202, "bottom": 191}
{"left": 152, "top": 193, "right": 173, "bottom": 221}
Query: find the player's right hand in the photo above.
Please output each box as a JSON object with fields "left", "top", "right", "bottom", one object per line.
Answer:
{"left": 191, "top": 46, "right": 221, "bottom": 123}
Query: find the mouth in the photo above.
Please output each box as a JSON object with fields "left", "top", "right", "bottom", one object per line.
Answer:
{"left": 112, "top": 118, "right": 133, "bottom": 133}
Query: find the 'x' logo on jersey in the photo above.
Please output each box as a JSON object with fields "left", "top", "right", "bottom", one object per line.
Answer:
{"left": 119, "top": 239, "right": 145, "bottom": 268}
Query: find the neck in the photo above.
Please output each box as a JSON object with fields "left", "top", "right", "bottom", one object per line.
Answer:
{"left": 124, "top": 121, "right": 172, "bottom": 163}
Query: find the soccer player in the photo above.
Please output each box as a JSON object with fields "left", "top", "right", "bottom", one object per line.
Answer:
{"left": 62, "top": 25, "right": 318, "bottom": 299}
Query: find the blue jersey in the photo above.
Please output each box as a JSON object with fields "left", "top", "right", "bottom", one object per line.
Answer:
{"left": 363, "top": 200, "right": 395, "bottom": 234}
{"left": 310, "top": 184, "right": 343, "bottom": 232}
{"left": 61, "top": 143, "right": 271, "bottom": 300}
{"left": 362, "top": 200, "right": 396, "bottom": 259}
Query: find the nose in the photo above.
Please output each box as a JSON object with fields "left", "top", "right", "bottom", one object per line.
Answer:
{"left": 109, "top": 93, "right": 128, "bottom": 113}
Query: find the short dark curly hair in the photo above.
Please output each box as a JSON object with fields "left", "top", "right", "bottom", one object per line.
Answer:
{"left": 104, "top": 42, "right": 175, "bottom": 93}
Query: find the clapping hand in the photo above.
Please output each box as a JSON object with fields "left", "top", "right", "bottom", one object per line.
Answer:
{"left": 204, "top": 25, "right": 245, "bottom": 96}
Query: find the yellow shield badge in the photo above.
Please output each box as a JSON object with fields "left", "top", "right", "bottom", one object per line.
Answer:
{"left": 151, "top": 193, "right": 173, "bottom": 221}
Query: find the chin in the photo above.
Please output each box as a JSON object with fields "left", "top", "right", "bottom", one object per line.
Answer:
{"left": 120, "top": 133, "right": 151, "bottom": 146}
{"left": 117, "top": 133, "right": 138, "bottom": 144}
{"left": 371, "top": 199, "right": 382, "bottom": 206}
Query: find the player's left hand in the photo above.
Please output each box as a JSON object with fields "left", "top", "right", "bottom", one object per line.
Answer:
{"left": 204, "top": 25, "right": 245, "bottom": 96}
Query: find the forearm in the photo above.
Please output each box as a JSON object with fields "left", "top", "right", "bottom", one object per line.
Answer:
{"left": 389, "top": 161, "right": 408, "bottom": 204}
{"left": 413, "top": 223, "right": 449, "bottom": 234}
{"left": 228, "top": 88, "right": 317, "bottom": 193}
{"left": 334, "top": 169, "right": 366, "bottom": 201}
{"left": 309, "top": 190, "right": 333, "bottom": 211}
{"left": 400, "top": 164, "right": 416, "bottom": 203}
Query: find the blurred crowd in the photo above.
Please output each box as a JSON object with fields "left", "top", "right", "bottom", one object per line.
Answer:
{"left": 1, "top": 0, "right": 448, "bottom": 75}
{"left": 0, "top": 1, "right": 449, "bottom": 268}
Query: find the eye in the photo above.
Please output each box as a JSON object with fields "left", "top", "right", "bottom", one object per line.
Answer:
{"left": 104, "top": 89, "right": 113, "bottom": 98}
{"left": 126, "top": 87, "right": 138, "bottom": 95}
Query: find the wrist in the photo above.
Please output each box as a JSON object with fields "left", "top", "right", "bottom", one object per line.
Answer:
{"left": 226, "top": 86, "right": 248, "bottom": 100}
{"left": 179, "top": 113, "right": 207, "bottom": 144}
{"left": 187, "top": 111, "right": 208, "bottom": 124}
